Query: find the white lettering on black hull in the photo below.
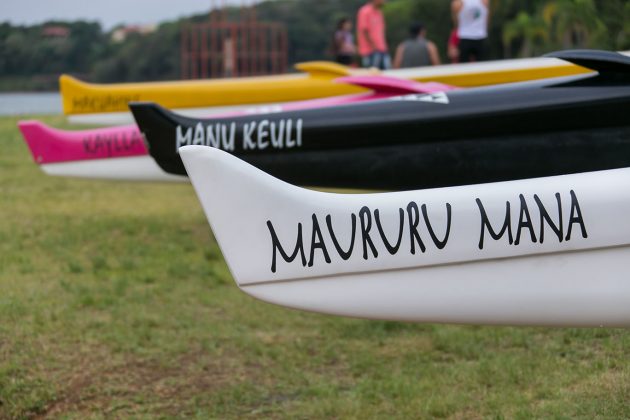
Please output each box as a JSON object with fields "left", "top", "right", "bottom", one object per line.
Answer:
{"left": 176, "top": 118, "right": 303, "bottom": 152}
{"left": 390, "top": 92, "right": 450, "bottom": 104}
{"left": 266, "top": 191, "right": 588, "bottom": 273}
{"left": 177, "top": 123, "right": 236, "bottom": 152}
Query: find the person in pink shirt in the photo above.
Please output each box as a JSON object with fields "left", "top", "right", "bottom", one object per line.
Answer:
{"left": 356, "top": 0, "right": 390, "bottom": 70}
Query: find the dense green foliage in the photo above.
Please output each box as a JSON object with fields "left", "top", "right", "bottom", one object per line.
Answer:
{"left": 1, "top": 114, "right": 629, "bottom": 418}
{"left": 0, "top": 0, "right": 628, "bottom": 89}
{"left": 0, "top": 21, "right": 104, "bottom": 76}
{"left": 381, "top": 0, "right": 630, "bottom": 60}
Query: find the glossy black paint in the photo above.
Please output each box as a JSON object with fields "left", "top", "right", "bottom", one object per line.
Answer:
{"left": 130, "top": 50, "right": 630, "bottom": 190}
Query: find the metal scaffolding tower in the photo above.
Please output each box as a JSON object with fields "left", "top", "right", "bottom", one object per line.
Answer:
{"left": 181, "top": 0, "right": 288, "bottom": 79}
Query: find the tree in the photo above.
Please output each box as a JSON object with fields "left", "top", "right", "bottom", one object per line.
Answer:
{"left": 502, "top": 11, "right": 548, "bottom": 57}
{"left": 0, "top": 0, "right": 628, "bottom": 90}
{"left": 541, "top": 0, "right": 605, "bottom": 49}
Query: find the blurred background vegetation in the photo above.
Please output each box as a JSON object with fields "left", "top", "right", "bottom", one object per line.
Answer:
{"left": 0, "top": 0, "right": 628, "bottom": 90}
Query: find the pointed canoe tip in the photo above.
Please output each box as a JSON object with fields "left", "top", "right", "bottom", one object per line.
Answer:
{"left": 179, "top": 145, "right": 209, "bottom": 169}
{"left": 544, "top": 49, "right": 630, "bottom": 73}
{"left": 128, "top": 102, "right": 162, "bottom": 125}
{"left": 58, "top": 74, "right": 73, "bottom": 83}
{"left": 128, "top": 101, "right": 161, "bottom": 113}
{"left": 17, "top": 120, "right": 41, "bottom": 129}
{"left": 180, "top": 146, "right": 251, "bottom": 182}
{"left": 179, "top": 144, "right": 207, "bottom": 154}
{"left": 17, "top": 123, "right": 44, "bottom": 163}
{"left": 128, "top": 101, "right": 159, "bottom": 107}
{"left": 179, "top": 145, "right": 225, "bottom": 161}
{"left": 294, "top": 61, "right": 353, "bottom": 78}
{"left": 59, "top": 74, "right": 86, "bottom": 88}
{"left": 17, "top": 120, "right": 51, "bottom": 139}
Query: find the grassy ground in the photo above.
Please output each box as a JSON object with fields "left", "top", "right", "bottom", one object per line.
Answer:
{"left": 0, "top": 114, "right": 629, "bottom": 419}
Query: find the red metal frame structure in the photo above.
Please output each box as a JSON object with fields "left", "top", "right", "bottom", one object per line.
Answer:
{"left": 181, "top": 0, "right": 288, "bottom": 79}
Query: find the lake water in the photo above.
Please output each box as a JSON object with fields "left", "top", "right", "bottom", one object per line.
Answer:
{"left": 0, "top": 93, "right": 62, "bottom": 116}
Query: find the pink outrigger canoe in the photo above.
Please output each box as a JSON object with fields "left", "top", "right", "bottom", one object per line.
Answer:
{"left": 18, "top": 76, "right": 457, "bottom": 182}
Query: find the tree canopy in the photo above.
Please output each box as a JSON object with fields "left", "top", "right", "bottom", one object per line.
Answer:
{"left": 0, "top": 0, "right": 628, "bottom": 90}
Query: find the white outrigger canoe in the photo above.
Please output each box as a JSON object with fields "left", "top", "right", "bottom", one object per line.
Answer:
{"left": 181, "top": 146, "right": 630, "bottom": 327}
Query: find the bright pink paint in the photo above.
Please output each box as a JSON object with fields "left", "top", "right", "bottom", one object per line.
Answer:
{"left": 19, "top": 75, "right": 457, "bottom": 165}
{"left": 336, "top": 76, "right": 459, "bottom": 95}
{"left": 18, "top": 121, "right": 147, "bottom": 165}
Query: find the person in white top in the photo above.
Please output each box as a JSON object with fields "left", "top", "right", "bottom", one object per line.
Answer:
{"left": 451, "top": 0, "right": 489, "bottom": 62}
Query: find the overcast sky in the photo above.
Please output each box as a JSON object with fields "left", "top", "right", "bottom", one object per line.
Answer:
{"left": 2, "top": 0, "right": 247, "bottom": 30}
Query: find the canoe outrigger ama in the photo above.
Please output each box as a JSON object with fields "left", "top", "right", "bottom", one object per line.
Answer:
{"left": 132, "top": 50, "right": 630, "bottom": 191}
{"left": 180, "top": 145, "right": 630, "bottom": 327}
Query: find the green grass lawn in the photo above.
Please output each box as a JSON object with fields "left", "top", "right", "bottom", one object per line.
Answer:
{"left": 0, "top": 115, "right": 629, "bottom": 419}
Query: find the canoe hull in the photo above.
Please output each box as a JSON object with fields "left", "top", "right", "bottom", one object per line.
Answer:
{"left": 23, "top": 77, "right": 454, "bottom": 182}
{"left": 231, "top": 126, "right": 630, "bottom": 190}
{"left": 65, "top": 103, "right": 291, "bottom": 126}
{"left": 133, "top": 58, "right": 630, "bottom": 190}
{"left": 66, "top": 77, "right": 456, "bottom": 125}
{"left": 180, "top": 145, "right": 630, "bottom": 327}
{"left": 244, "top": 246, "right": 630, "bottom": 327}
{"left": 62, "top": 55, "right": 603, "bottom": 115}
{"left": 60, "top": 63, "right": 364, "bottom": 115}
{"left": 40, "top": 156, "right": 186, "bottom": 182}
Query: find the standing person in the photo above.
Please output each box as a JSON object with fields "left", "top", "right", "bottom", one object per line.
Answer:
{"left": 357, "top": 0, "right": 390, "bottom": 70}
{"left": 452, "top": 0, "right": 489, "bottom": 63}
{"left": 393, "top": 22, "right": 440, "bottom": 69}
{"left": 332, "top": 18, "right": 356, "bottom": 66}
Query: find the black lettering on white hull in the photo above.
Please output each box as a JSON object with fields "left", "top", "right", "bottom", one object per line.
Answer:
{"left": 268, "top": 191, "right": 587, "bottom": 273}
{"left": 477, "top": 191, "right": 587, "bottom": 249}
{"left": 267, "top": 201, "right": 454, "bottom": 273}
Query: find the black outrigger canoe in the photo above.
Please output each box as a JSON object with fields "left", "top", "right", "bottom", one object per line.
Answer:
{"left": 130, "top": 50, "right": 630, "bottom": 191}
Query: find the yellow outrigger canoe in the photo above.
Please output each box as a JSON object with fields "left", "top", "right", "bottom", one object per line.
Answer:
{"left": 61, "top": 62, "right": 368, "bottom": 116}
{"left": 60, "top": 54, "right": 606, "bottom": 116}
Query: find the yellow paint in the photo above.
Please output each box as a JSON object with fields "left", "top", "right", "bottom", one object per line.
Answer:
{"left": 60, "top": 59, "right": 592, "bottom": 115}
{"left": 414, "top": 65, "right": 591, "bottom": 87}
{"left": 60, "top": 62, "right": 368, "bottom": 115}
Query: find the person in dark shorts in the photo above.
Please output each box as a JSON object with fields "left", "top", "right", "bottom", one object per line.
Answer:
{"left": 332, "top": 18, "right": 357, "bottom": 66}
{"left": 393, "top": 22, "right": 440, "bottom": 69}
{"left": 452, "top": 0, "right": 489, "bottom": 62}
